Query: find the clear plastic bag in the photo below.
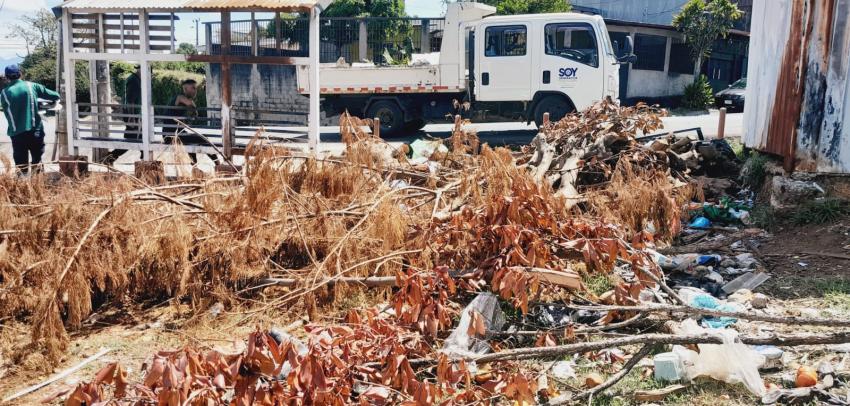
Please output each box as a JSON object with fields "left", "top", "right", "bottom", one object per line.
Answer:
{"left": 672, "top": 319, "right": 766, "bottom": 396}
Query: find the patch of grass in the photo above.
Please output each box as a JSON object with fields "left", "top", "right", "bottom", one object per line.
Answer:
{"left": 587, "top": 370, "right": 756, "bottom": 406}
{"left": 813, "top": 280, "right": 850, "bottom": 312}
{"left": 790, "top": 198, "right": 849, "bottom": 225}
{"left": 741, "top": 153, "right": 769, "bottom": 189}
{"left": 749, "top": 204, "right": 777, "bottom": 231}
{"left": 583, "top": 274, "right": 614, "bottom": 297}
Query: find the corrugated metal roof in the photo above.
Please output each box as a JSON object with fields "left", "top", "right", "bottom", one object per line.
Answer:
{"left": 62, "top": 0, "right": 326, "bottom": 11}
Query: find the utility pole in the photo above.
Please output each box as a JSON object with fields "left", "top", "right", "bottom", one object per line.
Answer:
{"left": 194, "top": 18, "right": 200, "bottom": 47}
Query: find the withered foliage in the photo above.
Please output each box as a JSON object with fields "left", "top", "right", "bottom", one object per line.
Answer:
{"left": 59, "top": 310, "right": 539, "bottom": 405}
{"left": 1, "top": 99, "right": 700, "bottom": 404}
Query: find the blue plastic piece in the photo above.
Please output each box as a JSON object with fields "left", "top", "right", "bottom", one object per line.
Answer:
{"left": 689, "top": 216, "right": 711, "bottom": 229}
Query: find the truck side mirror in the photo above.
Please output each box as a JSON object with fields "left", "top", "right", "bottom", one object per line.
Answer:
{"left": 616, "top": 36, "right": 637, "bottom": 64}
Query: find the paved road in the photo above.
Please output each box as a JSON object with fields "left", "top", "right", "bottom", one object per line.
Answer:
{"left": 0, "top": 110, "right": 743, "bottom": 172}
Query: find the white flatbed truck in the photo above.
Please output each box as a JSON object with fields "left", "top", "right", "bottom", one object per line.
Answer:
{"left": 296, "top": 3, "right": 636, "bottom": 135}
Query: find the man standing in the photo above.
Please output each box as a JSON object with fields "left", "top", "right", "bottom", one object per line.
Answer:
{"left": 0, "top": 65, "right": 60, "bottom": 175}
{"left": 102, "top": 65, "right": 143, "bottom": 164}
{"left": 163, "top": 79, "right": 219, "bottom": 166}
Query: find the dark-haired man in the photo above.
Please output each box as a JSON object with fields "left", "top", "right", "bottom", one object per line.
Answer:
{"left": 0, "top": 65, "right": 60, "bottom": 174}
{"left": 163, "top": 78, "right": 218, "bottom": 165}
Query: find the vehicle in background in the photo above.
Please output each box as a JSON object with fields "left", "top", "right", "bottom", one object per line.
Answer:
{"left": 715, "top": 78, "right": 746, "bottom": 112}
{"left": 297, "top": 3, "right": 636, "bottom": 136}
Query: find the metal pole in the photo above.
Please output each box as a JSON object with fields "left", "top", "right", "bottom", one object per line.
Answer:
{"left": 308, "top": 6, "right": 321, "bottom": 152}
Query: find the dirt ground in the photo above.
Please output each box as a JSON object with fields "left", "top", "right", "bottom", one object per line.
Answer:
{"left": 758, "top": 216, "right": 850, "bottom": 300}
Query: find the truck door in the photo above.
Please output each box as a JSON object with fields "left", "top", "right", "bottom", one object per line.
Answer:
{"left": 536, "top": 22, "right": 604, "bottom": 111}
{"left": 476, "top": 24, "right": 531, "bottom": 101}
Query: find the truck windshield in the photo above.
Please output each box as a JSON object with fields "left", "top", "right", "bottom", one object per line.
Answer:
{"left": 544, "top": 23, "right": 598, "bottom": 67}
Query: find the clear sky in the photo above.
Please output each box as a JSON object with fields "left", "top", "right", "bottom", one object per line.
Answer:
{"left": 0, "top": 0, "right": 446, "bottom": 66}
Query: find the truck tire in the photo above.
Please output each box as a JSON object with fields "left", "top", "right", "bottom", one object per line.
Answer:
{"left": 533, "top": 96, "right": 575, "bottom": 128}
{"left": 367, "top": 100, "right": 405, "bottom": 137}
{"left": 404, "top": 118, "right": 427, "bottom": 132}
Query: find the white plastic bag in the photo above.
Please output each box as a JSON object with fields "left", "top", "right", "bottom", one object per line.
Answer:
{"left": 671, "top": 319, "right": 766, "bottom": 396}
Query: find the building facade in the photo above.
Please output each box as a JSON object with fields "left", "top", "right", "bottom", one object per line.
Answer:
{"left": 571, "top": 0, "right": 751, "bottom": 105}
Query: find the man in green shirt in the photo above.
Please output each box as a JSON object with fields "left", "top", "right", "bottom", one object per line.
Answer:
{"left": 0, "top": 65, "right": 60, "bottom": 174}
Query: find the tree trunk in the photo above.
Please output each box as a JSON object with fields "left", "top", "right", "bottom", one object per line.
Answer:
{"left": 693, "top": 54, "right": 703, "bottom": 82}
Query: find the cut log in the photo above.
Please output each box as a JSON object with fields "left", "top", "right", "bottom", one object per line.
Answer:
{"left": 58, "top": 155, "right": 89, "bottom": 178}
{"left": 134, "top": 160, "right": 165, "bottom": 185}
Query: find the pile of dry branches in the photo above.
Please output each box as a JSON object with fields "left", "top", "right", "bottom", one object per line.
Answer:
{"left": 0, "top": 101, "right": 730, "bottom": 404}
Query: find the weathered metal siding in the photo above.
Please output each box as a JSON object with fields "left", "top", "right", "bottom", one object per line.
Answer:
{"left": 744, "top": 0, "right": 850, "bottom": 173}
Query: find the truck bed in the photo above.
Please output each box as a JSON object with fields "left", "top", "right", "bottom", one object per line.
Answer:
{"left": 296, "top": 63, "right": 462, "bottom": 95}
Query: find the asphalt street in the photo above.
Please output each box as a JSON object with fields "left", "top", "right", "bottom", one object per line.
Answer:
{"left": 0, "top": 110, "right": 743, "bottom": 173}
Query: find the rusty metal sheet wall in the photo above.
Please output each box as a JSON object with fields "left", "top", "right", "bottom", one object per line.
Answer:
{"left": 814, "top": 0, "right": 850, "bottom": 172}
{"left": 745, "top": 0, "right": 850, "bottom": 173}
{"left": 742, "top": 0, "right": 792, "bottom": 151}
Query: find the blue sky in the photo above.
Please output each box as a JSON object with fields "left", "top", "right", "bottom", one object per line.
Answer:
{"left": 0, "top": 0, "right": 445, "bottom": 66}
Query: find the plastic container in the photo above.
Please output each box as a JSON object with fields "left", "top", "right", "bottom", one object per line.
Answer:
{"left": 654, "top": 352, "right": 685, "bottom": 381}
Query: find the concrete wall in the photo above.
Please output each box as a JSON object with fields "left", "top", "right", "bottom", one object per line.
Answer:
{"left": 609, "top": 25, "right": 694, "bottom": 101}
{"left": 206, "top": 64, "right": 337, "bottom": 126}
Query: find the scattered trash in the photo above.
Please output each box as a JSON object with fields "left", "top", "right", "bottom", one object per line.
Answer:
{"left": 550, "top": 361, "right": 577, "bottom": 381}
{"left": 689, "top": 216, "right": 711, "bottom": 229}
{"left": 654, "top": 352, "right": 686, "bottom": 381}
{"left": 442, "top": 292, "right": 506, "bottom": 358}
{"left": 795, "top": 365, "right": 818, "bottom": 388}
{"left": 672, "top": 320, "right": 766, "bottom": 397}
{"left": 689, "top": 293, "right": 741, "bottom": 328}
{"left": 722, "top": 272, "right": 771, "bottom": 294}
{"left": 753, "top": 346, "right": 784, "bottom": 370}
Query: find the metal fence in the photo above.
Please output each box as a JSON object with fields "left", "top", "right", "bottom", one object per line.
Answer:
{"left": 204, "top": 17, "right": 444, "bottom": 64}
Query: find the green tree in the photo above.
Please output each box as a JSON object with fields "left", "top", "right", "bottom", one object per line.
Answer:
{"left": 479, "top": 0, "right": 571, "bottom": 15}
{"left": 7, "top": 9, "right": 58, "bottom": 55}
{"left": 673, "top": 0, "right": 742, "bottom": 82}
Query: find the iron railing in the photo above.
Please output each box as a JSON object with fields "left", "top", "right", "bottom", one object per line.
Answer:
{"left": 204, "top": 17, "right": 444, "bottom": 64}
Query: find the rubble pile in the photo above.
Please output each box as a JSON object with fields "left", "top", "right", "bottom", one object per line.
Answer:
{"left": 4, "top": 101, "right": 850, "bottom": 405}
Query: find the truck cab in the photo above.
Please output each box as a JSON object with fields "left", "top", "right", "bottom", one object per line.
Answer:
{"left": 298, "top": 3, "right": 632, "bottom": 135}
{"left": 472, "top": 12, "right": 622, "bottom": 126}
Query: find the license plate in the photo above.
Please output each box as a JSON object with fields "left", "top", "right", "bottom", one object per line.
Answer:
{"left": 724, "top": 100, "right": 733, "bottom": 105}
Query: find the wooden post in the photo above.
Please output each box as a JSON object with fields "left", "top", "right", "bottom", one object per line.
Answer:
{"left": 308, "top": 6, "right": 320, "bottom": 151}
{"left": 358, "top": 20, "right": 368, "bottom": 62}
{"left": 170, "top": 13, "right": 176, "bottom": 52}
{"left": 220, "top": 11, "right": 233, "bottom": 159}
{"left": 59, "top": 9, "right": 74, "bottom": 156}
{"left": 543, "top": 112, "right": 550, "bottom": 126}
{"left": 373, "top": 117, "right": 380, "bottom": 139}
{"left": 59, "top": 155, "right": 89, "bottom": 178}
{"left": 139, "top": 11, "right": 153, "bottom": 159}
{"left": 717, "top": 107, "right": 727, "bottom": 139}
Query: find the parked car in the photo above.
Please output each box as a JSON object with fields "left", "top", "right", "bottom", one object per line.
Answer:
{"left": 715, "top": 78, "right": 746, "bottom": 111}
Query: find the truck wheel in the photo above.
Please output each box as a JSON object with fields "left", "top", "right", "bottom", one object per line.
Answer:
{"left": 367, "top": 100, "right": 405, "bottom": 137}
{"left": 533, "top": 96, "right": 575, "bottom": 128}
{"left": 404, "top": 118, "right": 427, "bottom": 132}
